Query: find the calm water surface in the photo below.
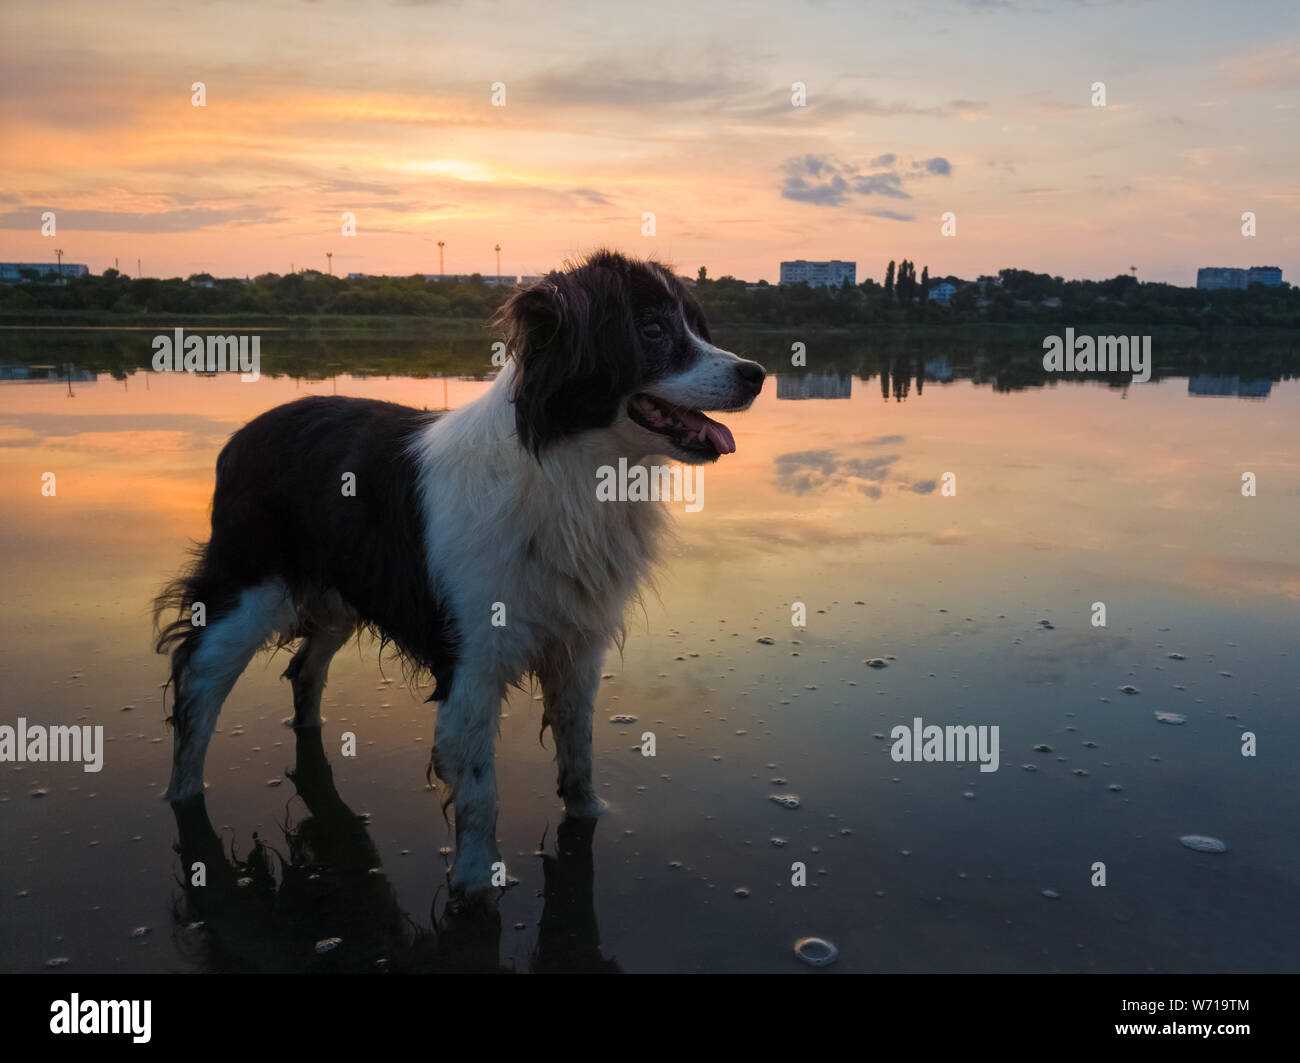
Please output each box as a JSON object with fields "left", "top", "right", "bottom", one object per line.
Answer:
{"left": 1, "top": 329, "right": 1297, "bottom": 972}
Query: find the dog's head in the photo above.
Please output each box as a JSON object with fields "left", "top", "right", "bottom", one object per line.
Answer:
{"left": 497, "top": 250, "right": 765, "bottom": 464}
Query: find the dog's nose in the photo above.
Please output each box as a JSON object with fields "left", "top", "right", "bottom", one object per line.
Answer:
{"left": 736, "top": 360, "right": 765, "bottom": 393}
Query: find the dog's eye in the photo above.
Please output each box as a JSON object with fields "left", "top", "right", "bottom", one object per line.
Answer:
{"left": 640, "top": 323, "right": 664, "bottom": 340}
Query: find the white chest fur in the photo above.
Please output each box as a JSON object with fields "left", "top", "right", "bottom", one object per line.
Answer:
{"left": 411, "top": 366, "right": 669, "bottom": 682}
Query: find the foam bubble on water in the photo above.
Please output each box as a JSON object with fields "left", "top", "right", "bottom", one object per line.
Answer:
{"left": 609, "top": 714, "right": 637, "bottom": 724}
{"left": 756, "top": 636, "right": 775, "bottom": 645}
{"left": 314, "top": 936, "right": 342, "bottom": 954}
{"left": 769, "top": 794, "right": 800, "bottom": 809}
{"left": 1119, "top": 685, "right": 1140, "bottom": 695}
{"left": 794, "top": 936, "right": 839, "bottom": 967}
{"left": 1179, "top": 835, "right": 1227, "bottom": 853}
{"left": 1154, "top": 712, "right": 1186, "bottom": 725}
{"left": 1041, "top": 888, "right": 1061, "bottom": 899}
{"left": 1167, "top": 653, "right": 1186, "bottom": 661}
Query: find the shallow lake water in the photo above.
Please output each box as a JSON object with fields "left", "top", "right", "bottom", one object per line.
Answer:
{"left": 1, "top": 329, "right": 1297, "bottom": 972}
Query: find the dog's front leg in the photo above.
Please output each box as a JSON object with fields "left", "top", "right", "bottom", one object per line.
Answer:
{"left": 538, "top": 640, "right": 607, "bottom": 819}
{"left": 432, "top": 673, "right": 504, "bottom": 906}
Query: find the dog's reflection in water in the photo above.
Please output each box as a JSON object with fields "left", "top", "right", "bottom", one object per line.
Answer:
{"left": 170, "top": 727, "right": 620, "bottom": 973}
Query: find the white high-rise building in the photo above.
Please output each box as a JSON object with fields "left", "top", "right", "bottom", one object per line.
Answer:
{"left": 779, "top": 260, "right": 856, "bottom": 288}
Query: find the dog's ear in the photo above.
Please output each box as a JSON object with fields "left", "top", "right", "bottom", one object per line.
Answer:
{"left": 498, "top": 267, "right": 638, "bottom": 456}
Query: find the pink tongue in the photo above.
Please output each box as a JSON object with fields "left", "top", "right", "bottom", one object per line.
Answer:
{"left": 676, "top": 408, "right": 735, "bottom": 454}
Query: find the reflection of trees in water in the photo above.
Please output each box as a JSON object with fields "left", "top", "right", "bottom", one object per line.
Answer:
{"left": 3, "top": 326, "right": 1298, "bottom": 394}
{"left": 748, "top": 329, "right": 1298, "bottom": 396}
{"left": 170, "top": 727, "right": 619, "bottom": 974}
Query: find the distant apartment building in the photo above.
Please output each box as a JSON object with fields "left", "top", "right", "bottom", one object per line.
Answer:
{"left": 1188, "top": 375, "right": 1273, "bottom": 398}
{"left": 1196, "top": 266, "right": 1283, "bottom": 290}
{"left": 0, "top": 262, "right": 91, "bottom": 282}
{"left": 1247, "top": 266, "right": 1283, "bottom": 287}
{"left": 923, "top": 357, "right": 952, "bottom": 382}
{"left": 927, "top": 282, "right": 957, "bottom": 305}
{"left": 779, "top": 260, "right": 856, "bottom": 288}
{"left": 0, "top": 364, "right": 96, "bottom": 384}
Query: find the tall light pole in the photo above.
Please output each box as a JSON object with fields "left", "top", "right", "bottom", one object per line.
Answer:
{"left": 137, "top": 258, "right": 141, "bottom": 278}
{"left": 326, "top": 251, "right": 333, "bottom": 276}
{"left": 494, "top": 243, "right": 501, "bottom": 285}
{"left": 438, "top": 240, "right": 445, "bottom": 278}
{"left": 55, "top": 248, "right": 63, "bottom": 279}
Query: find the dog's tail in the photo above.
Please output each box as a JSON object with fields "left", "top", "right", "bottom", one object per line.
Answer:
{"left": 152, "top": 543, "right": 215, "bottom": 734}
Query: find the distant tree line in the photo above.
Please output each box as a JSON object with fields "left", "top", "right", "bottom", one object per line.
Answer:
{"left": 693, "top": 264, "right": 1300, "bottom": 329}
{"left": 2, "top": 264, "right": 1297, "bottom": 329}
{"left": 0, "top": 269, "right": 510, "bottom": 320}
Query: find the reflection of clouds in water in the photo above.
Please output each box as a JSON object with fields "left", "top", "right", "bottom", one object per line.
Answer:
{"left": 773, "top": 450, "right": 838, "bottom": 495}
{"left": 0, "top": 425, "right": 41, "bottom": 447}
{"left": 0, "top": 413, "right": 236, "bottom": 448}
{"left": 840, "top": 455, "right": 898, "bottom": 480}
{"left": 36, "top": 430, "right": 196, "bottom": 453}
{"left": 679, "top": 515, "right": 968, "bottom": 556}
{"left": 775, "top": 440, "right": 931, "bottom": 499}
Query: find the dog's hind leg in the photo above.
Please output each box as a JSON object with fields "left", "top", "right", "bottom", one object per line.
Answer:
{"left": 537, "top": 640, "right": 606, "bottom": 820}
{"left": 282, "top": 592, "right": 356, "bottom": 728}
{"left": 166, "top": 579, "right": 296, "bottom": 802}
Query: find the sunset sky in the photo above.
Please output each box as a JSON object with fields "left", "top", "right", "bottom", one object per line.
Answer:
{"left": 2, "top": 0, "right": 1296, "bottom": 285}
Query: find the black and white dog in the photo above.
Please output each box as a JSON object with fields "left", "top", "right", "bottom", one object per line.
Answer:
{"left": 156, "top": 250, "right": 764, "bottom": 904}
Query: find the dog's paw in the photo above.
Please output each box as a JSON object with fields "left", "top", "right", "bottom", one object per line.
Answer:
{"left": 447, "top": 869, "right": 510, "bottom": 914}
{"left": 562, "top": 792, "right": 608, "bottom": 820}
{"left": 164, "top": 775, "right": 205, "bottom": 803}
{"left": 448, "top": 840, "right": 507, "bottom": 908}
{"left": 446, "top": 885, "right": 501, "bottom": 915}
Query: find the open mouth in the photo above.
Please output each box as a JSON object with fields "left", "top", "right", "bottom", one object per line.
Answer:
{"left": 628, "top": 394, "right": 737, "bottom": 457}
